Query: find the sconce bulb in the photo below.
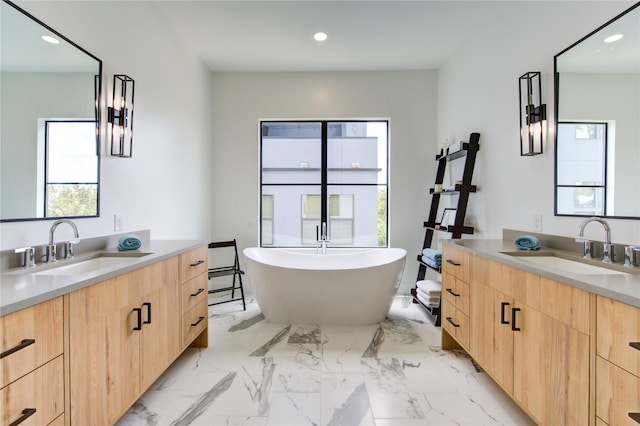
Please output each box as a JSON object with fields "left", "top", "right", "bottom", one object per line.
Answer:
{"left": 604, "top": 33, "right": 624, "bottom": 43}
{"left": 41, "top": 35, "right": 60, "bottom": 44}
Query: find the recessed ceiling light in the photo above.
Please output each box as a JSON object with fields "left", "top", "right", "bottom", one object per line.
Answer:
{"left": 41, "top": 35, "right": 60, "bottom": 44}
{"left": 604, "top": 33, "right": 624, "bottom": 43}
{"left": 313, "top": 32, "right": 328, "bottom": 42}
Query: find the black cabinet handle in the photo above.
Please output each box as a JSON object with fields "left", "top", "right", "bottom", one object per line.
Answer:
{"left": 9, "top": 408, "right": 36, "bottom": 426}
{"left": 190, "top": 288, "right": 205, "bottom": 297}
{"left": 630, "top": 342, "right": 640, "bottom": 351}
{"left": 446, "top": 288, "right": 460, "bottom": 297}
{"left": 143, "top": 302, "right": 152, "bottom": 325}
{"left": 445, "top": 317, "right": 460, "bottom": 328}
{"left": 191, "top": 316, "right": 205, "bottom": 327}
{"left": 0, "top": 339, "right": 35, "bottom": 359}
{"left": 133, "top": 307, "right": 142, "bottom": 331}
{"left": 500, "top": 302, "right": 510, "bottom": 325}
{"left": 629, "top": 413, "right": 640, "bottom": 424}
{"left": 190, "top": 260, "right": 205, "bottom": 267}
{"left": 511, "top": 307, "right": 521, "bottom": 331}
{"left": 446, "top": 259, "right": 461, "bottom": 266}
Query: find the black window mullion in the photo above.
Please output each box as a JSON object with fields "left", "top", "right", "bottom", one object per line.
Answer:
{"left": 320, "top": 122, "right": 328, "bottom": 227}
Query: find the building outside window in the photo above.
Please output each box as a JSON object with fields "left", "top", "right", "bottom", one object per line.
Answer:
{"left": 260, "top": 120, "right": 388, "bottom": 248}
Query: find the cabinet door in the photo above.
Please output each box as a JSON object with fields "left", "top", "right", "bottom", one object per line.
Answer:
{"left": 136, "top": 258, "right": 180, "bottom": 391}
{"left": 69, "top": 274, "right": 141, "bottom": 426}
{"left": 513, "top": 304, "right": 590, "bottom": 425}
{"left": 597, "top": 296, "right": 640, "bottom": 378}
{"left": 470, "top": 282, "right": 514, "bottom": 393}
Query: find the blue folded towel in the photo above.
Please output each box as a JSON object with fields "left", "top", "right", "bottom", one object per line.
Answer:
{"left": 421, "top": 255, "right": 441, "bottom": 270}
{"left": 118, "top": 234, "right": 142, "bottom": 251}
{"left": 422, "top": 248, "right": 442, "bottom": 263}
{"left": 514, "top": 235, "right": 540, "bottom": 251}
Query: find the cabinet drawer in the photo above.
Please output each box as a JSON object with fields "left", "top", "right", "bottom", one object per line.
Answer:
{"left": 442, "top": 275, "right": 470, "bottom": 316}
{"left": 1, "top": 356, "right": 64, "bottom": 426}
{"left": 181, "top": 272, "right": 208, "bottom": 314}
{"left": 182, "top": 300, "right": 208, "bottom": 348}
{"left": 442, "top": 299, "right": 470, "bottom": 350}
{"left": 596, "top": 356, "right": 640, "bottom": 426}
{"left": 180, "top": 246, "right": 208, "bottom": 283}
{"left": 597, "top": 296, "right": 640, "bottom": 377}
{"left": 0, "top": 297, "right": 63, "bottom": 388}
{"left": 442, "top": 246, "right": 469, "bottom": 282}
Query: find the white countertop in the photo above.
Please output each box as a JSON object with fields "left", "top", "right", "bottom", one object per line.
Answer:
{"left": 0, "top": 240, "right": 207, "bottom": 316}
{"left": 443, "top": 238, "right": 640, "bottom": 308}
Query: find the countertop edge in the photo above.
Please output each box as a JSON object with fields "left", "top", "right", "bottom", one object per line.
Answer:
{"left": 442, "top": 239, "right": 640, "bottom": 308}
{"left": 0, "top": 239, "right": 208, "bottom": 316}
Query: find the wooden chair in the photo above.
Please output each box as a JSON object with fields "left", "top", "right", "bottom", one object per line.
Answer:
{"left": 207, "top": 240, "right": 246, "bottom": 311}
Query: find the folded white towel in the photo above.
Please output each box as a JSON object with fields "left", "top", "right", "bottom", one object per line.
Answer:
{"left": 417, "top": 287, "right": 440, "bottom": 303}
{"left": 416, "top": 279, "right": 442, "bottom": 295}
{"left": 417, "top": 292, "right": 440, "bottom": 308}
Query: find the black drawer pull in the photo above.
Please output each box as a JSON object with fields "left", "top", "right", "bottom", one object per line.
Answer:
{"left": 133, "top": 307, "right": 142, "bottom": 331}
{"left": 630, "top": 342, "right": 640, "bottom": 351}
{"left": 500, "top": 302, "right": 510, "bottom": 325}
{"left": 446, "top": 288, "right": 460, "bottom": 297}
{"left": 629, "top": 413, "right": 640, "bottom": 424}
{"left": 143, "top": 302, "right": 152, "bottom": 325}
{"left": 191, "top": 288, "right": 205, "bottom": 297}
{"left": 191, "top": 316, "right": 205, "bottom": 327}
{"left": 511, "top": 307, "right": 521, "bottom": 331}
{"left": 446, "top": 259, "right": 461, "bottom": 266}
{"left": 0, "top": 339, "right": 36, "bottom": 359}
{"left": 9, "top": 408, "right": 36, "bottom": 426}
{"left": 445, "top": 317, "right": 460, "bottom": 328}
{"left": 190, "top": 260, "right": 205, "bottom": 267}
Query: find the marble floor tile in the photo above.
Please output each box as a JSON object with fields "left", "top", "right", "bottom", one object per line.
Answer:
{"left": 118, "top": 296, "right": 534, "bottom": 426}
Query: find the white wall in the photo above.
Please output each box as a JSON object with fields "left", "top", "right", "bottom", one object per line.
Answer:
{"left": 211, "top": 71, "right": 437, "bottom": 293}
{"left": 437, "top": 1, "right": 640, "bottom": 245}
{"left": 1, "top": 1, "right": 212, "bottom": 250}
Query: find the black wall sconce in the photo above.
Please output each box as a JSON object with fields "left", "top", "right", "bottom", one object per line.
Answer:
{"left": 108, "top": 74, "right": 135, "bottom": 157}
{"left": 519, "top": 71, "right": 546, "bottom": 156}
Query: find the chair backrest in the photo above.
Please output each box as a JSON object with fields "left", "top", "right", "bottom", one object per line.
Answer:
{"left": 208, "top": 239, "right": 241, "bottom": 270}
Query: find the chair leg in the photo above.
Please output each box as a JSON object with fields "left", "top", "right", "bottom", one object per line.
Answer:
{"left": 238, "top": 274, "right": 246, "bottom": 311}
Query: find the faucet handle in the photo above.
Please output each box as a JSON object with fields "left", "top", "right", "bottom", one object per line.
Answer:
{"left": 575, "top": 238, "right": 592, "bottom": 259}
{"left": 63, "top": 240, "right": 80, "bottom": 259}
{"left": 14, "top": 246, "right": 36, "bottom": 268}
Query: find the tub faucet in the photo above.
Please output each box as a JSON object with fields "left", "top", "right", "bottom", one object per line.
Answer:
{"left": 46, "top": 219, "right": 80, "bottom": 263}
{"left": 317, "top": 222, "right": 330, "bottom": 255}
{"left": 577, "top": 217, "right": 613, "bottom": 263}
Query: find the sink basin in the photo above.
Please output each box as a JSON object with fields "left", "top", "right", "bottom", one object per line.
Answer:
{"left": 31, "top": 252, "right": 152, "bottom": 276}
{"left": 503, "top": 253, "right": 628, "bottom": 275}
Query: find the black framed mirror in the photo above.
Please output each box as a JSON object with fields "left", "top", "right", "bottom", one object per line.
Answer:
{"left": 554, "top": 2, "right": 640, "bottom": 219}
{"left": 0, "top": 0, "right": 102, "bottom": 222}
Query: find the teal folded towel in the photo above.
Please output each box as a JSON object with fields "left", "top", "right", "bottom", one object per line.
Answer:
{"left": 118, "top": 234, "right": 142, "bottom": 251}
{"left": 422, "top": 248, "right": 442, "bottom": 263}
{"left": 421, "top": 255, "right": 441, "bottom": 270}
{"left": 514, "top": 235, "right": 540, "bottom": 251}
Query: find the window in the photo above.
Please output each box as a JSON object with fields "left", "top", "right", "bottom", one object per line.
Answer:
{"left": 556, "top": 122, "right": 607, "bottom": 216}
{"left": 262, "top": 195, "right": 274, "bottom": 245}
{"left": 260, "top": 120, "right": 388, "bottom": 247}
{"left": 45, "top": 120, "right": 98, "bottom": 217}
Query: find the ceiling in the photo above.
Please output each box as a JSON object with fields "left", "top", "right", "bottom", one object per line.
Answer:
{"left": 152, "top": 1, "right": 498, "bottom": 72}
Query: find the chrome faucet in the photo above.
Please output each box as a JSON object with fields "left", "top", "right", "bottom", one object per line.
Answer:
{"left": 577, "top": 217, "right": 613, "bottom": 263}
{"left": 317, "top": 222, "right": 330, "bottom": 255}
{"left": 46, "top": 219, "right": 80, "bottom": 263}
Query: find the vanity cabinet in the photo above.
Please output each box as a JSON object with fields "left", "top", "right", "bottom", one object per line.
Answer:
{"left": 444, "top": 250, "right": 591, "bottom": 425}
{"left": 595, "top": 296, "right": 640, "bottom": 425}
{"left": 179, "top": 246, "right": 208, "bottom": 349}
{"left": 0, "top": 297, "right": 64, "bottom": 426}
{"left": 68, "top": 257, "right": 180, "bottom": 425}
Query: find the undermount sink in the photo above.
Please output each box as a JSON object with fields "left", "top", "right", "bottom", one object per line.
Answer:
{"left": 31, "top": 252, "right": 152, "bottom": 276}
{"left": 502, "top": 252, "right": 628, "bottom": 276}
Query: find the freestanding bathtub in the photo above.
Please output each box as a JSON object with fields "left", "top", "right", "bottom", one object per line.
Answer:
{"left": 243, "top": 247, "right": 406, "bottom": 325}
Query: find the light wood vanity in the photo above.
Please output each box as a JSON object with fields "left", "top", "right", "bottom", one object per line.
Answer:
{"left": 441, "top": 241, "right": 640, "bottom": 426}
{"left": 0, "top": 241, "right": 208, "bottom": 426}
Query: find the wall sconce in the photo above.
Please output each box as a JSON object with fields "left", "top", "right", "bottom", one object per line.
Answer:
{"left": 108, "top": 74, "right": 135, "bottom": 157}
{"left": 519, "top": 71, "right": 546, "bottom": 156}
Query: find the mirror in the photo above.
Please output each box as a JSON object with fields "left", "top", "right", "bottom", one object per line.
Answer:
{"left": 0, "top": 0, "right": 102, "bottom": 222}
{"left": 554, "top": 3, "right": 640, "bottom": 218}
